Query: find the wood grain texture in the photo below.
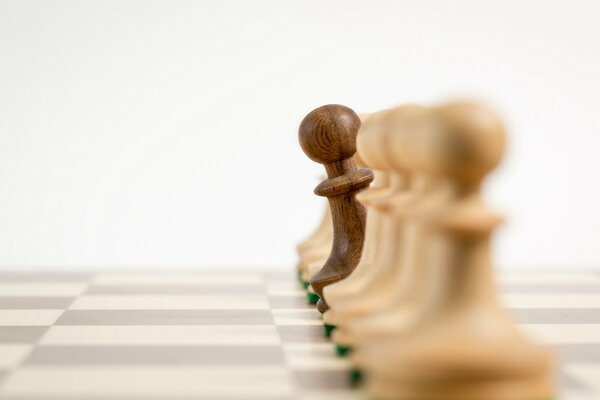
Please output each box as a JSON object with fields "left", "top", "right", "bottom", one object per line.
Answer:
{"left": 298, "top": 104, "right": 373, "bottom": 313}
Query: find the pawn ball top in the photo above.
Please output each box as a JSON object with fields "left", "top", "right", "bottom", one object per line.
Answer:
{"left": 382, "top": 104, "right": 429, "bottom": 172}
{"left": 356, "top": 110, "right": 393, "bottom": 171}
{"left": 298, "top": 104, "right": 361, "bottom": 164}
{"left": 435, "top": 101, "right": 506, "bottom": 182}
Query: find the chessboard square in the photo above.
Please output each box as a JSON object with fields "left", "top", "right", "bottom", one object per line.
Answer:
{"left": 563, "top": 392, "right": 600, "bottom": 400}
{"left": 512, "top": 308, "right": 600, "bottom": 324}
{"left": 0, "top": 327, "right": 48, "bottom": 344}
{"left": 262, "top": 271, "right": 294, "bottom": 282}
{"left": 560, "top": 367, "right": 588, "bottom": 392}
{"left": 266, "top": 281, "right": 305, "bottom": 296}
{"left": 554, "top": 344, "right": 600, "bottom": 363}
{"left": 268, "top": 295, "right": 314, "bottom": 309}
{"left": 56, "top": 310, "right": 274, "bottom": 325}
{"left": 69, "top": 295, "right": 270, "bottom": 310}
{"left": 277, "top": 326, "right": 328, "bottom": 344}
{"left": 501, "top": 283, "right": 600, "bottom": 294}
{"left": 521, "top": 324, "right": 600, "bottom": 344}
{"left": 503, "top": 294, "right": 600, "bottom": 308}
{"left": 293, "top": 369, "right": 352, "bottom": 391}
{"left": 0, "top": 366, "right": 295, "bottom": 399}
{"left": 0, "top": 283, "right": 88, "bottom": 297}
{"left": 563, "top": 364, "right": 600, "bottom": 397}
{"left": 298, "top": 391, "right": 364, "bottom": 400}
{"left": 498, "top": 272, "right": 600, "bottom": 284}
{"left": 39, "top": 325, "right": 281, "bottom": 345}
{"left": 25, "top": 345, "right": 285, "bottom": 365}
{"left": 0, "top": 297, "right": 74, "bottom": 310}
{"left": 85, "top": 284, "right": 265, "bottom": 295}
{"left": 272, "top": 310, "right": 322, "bottom": 326}
{"left": 92, "top": 273, "right": 264, "bottom": 286}
{"left": 0, "top": 310, "right": 63, "bottom": 326}
{"left": 0, "top": 273, "right": 93, "bottom": 282}
{"left": 0, "top": 344, "right": 33, "bottom": 368}
{"left": 283, "top": 343, "right": 350, "bottom": 370}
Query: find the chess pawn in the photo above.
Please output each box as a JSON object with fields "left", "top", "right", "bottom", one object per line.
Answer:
{"left": 325, "top": 106, "right": 423, "bottom": 338}
{"left": 299, "top": 240, "right": 332, "bottom": 286}
{"left": 305, "top": 262, "right": 323, "bottom": 304}
{"left": 296, "top": 204, "right": 333, "bottom": 286}
{"left": 336, "top": 106, "right": 447, "bottom": 352}
{"left": 296, "top": 204, "right": 330, "bottom": 255}
{"left": 322, "top": 111, "right": 393, "bottom": 312}
{"left": 298, "top": 104, "right": 374, "bottom": 313}
{"left": 362, "top": 102, "right": 553, "bottom": 400}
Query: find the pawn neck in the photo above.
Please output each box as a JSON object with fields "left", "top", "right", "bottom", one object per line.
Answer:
{"left": 428, "top": 179, "right": 502, "bottom": 313}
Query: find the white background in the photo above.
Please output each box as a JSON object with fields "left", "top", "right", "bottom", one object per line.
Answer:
{"left": 0, "top": 0, "right": 599, "bottom": 271}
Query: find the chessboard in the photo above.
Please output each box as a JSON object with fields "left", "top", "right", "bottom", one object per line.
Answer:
{"left": 0, "top": 270, "right": 598, "bottom": 400}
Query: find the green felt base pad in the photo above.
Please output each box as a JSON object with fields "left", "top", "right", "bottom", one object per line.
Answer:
{"left": 306, "top": 292, "right": 320, "bottom": 304}
{"left": 336, "top": 344, "right": 352, "bottom": 357}
{"left": 348, "top": 368, "right": 363, "bottom": 386}
{"left": 323, "top": 323, "right": 336, "bottom": 337}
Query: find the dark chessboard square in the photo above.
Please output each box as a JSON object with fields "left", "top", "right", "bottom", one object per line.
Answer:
{"left": 0, "top": 272, "right": 93, "bottom": 282}
{"left": 502, "top": 283, "right": 600, "bottom": 293}
{"left": 554, "top": 344, "right": 600, "bottom": 363}
{"left": 0, "top": 327, "right": 48, "bottom": 343}
{"left": 25, "top": 345, "right": 286, "bottom": 365}
{"left": 277, "top": 326, "right": 328, "bottom": 344}
{"left": 292, "top": 370, "right": 351, "bottom": 390}
{"left": 511, "top": 309, "right": 600, "bottom": 324}
{"left": 268, "top": 295, "right": 313, "bottom": 310}
{"left": 0, "top": 297, "right": 74, "bottom": 310}
{"left": 56, "top": 310, "right": 274, "bottom": 325}
{"left": 85, "top": 285, "right": 266, "bottom": 295}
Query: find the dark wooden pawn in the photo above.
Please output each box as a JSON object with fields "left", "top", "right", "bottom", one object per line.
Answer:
{"left": 298, "top": 104, "right": 374, "bottom": 313}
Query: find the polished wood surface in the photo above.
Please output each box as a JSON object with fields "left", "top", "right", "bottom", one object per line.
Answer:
{"left": 298, "top": 104, "right": 373, "bottom": 312}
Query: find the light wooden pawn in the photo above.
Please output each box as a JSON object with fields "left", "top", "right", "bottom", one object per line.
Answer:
{"left": 296, "top": 205, "right": 333, "bottom": 285}
{"left": 321, "top": 111, "right": 392, "bottom": 311}
{"left": 324, "top": 106, "right": 420, "bottom": 332}
{"left": 332, "top": 105, "right": 440, "bottom": 349}
{"left": 361, "top": 102, "right": 553, "bottom": 400}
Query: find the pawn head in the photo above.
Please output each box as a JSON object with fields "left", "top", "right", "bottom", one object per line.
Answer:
{"left": 433, "top": 101, "right": 506, "bottom": 183}
{"left": 353, "top": 114, "right": 372, "bottom": 168}
{"left": 298, "top": 104, "right": 361, "bottom": 164}
{"left": 356, "top": 110, "right": 393, "bottom": 171}
{"left": 383, "top": 104, "right": 430, "bottom": 173}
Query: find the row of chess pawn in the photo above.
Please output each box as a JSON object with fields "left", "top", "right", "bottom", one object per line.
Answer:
{"left": 295, "top": 102, "right": 554, "bottom": 400}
